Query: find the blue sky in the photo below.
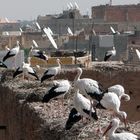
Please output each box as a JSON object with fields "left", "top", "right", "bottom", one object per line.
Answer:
{"left": 0, "top": 0, "right": 139, "bottom": 20}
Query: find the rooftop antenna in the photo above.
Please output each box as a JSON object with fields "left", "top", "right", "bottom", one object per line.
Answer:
{"left": 35, "top": 22, "right": 41, "bottom": 30}
{"left": 74, "top": 2, "right": 79, "bottom": 10}
{"left": 32, "top": 40, "right": 39, "bottom": 48}
{"left": 67, "top": 26, "right": 73, "bottom": 36}
{"left": 19, "top": 28, "right": 23, "bottom": 33}
{"left": 43, "top": 27, "right": 58, "bottom": 49}
{"left": 5, "top": 17, "right": 9, "bottom": 23}
{"left": 109, "top": 0, "right": 112, "bottom": 5}
{"left": 69, "top": 2, "right": 73, "bottom": 9}
{"left": 67, "top": 3, "right": 71, "bottom": 10}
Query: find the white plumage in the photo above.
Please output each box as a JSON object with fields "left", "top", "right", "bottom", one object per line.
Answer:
{"left": 73, "top": 91, "right": 98, "bottom": 121}
{"left": 103, "top": 118, "right": 140, "bottom": 140}
{"left": 96, "top": 92, "right": 127, "bottom": 125}
{"left": 53, "top": 80, "right": 71, "bottom": 93}
{"left": 30, "top": 44, "right": 48, "bottom": 61}
{"left": 42, "top": 80, "right": 71, "bottom": 102}
{"left": 41, "top": 59, "right": 61, "bottom": 83}
{"left": 74, "top": 67, "right": 103, "bottom": 101}
{"left": 13, "top": 57, "right": 39, "bottom": 80}
{"left": 104, "top": 46, "right": 116, "bottom": 61}
{"left": 3, "top": 41, "right": 20, "bottom": 63}
{"left": 107, "top": 85, "right": 130, "bottom": 101}
{"left": 22, "top": 59, "right": 39, "bottom": 80}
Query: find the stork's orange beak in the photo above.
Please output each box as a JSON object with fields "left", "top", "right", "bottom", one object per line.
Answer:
{"left": 102, "top": 123, "right": 112, "bottom": 137}
{"left": 123, "top": 117, "right": 127, "bottom": 129}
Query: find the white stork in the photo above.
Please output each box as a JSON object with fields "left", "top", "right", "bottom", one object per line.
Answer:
{"left": 74, "top": 67, "right": 103, "bottom": 102}
{"left": 2, "top": 41, "right": 20, "bottom": 68}
{"left": 73, "top": 67, "right": 103, "bottom": 119}
{"left": 30, "top": 45, "right": 48, "bottom": 61}
{"left": 104, "top": 46, "right": 116, "bottom": 61}
{"left": 42, "top": 80, "right": 71, "bottom": 103}
{"left": 41, "top": 58, "right": 62, "bottom": 83}
{"left": 107, "top": 84, "right": 130, "bottom": 101}
{"left": 65, "top": 108, "right": 82, "bottom": 130}
{"left": 13, "top": 57, "right": 39, "bottom": 80}
{"left": 96, "top": 92, "right": 127, "bottom": 127}
{"left": 73, "top": 91, "right": 98, "bottom": 121}
{"left": 103, "top": 118, "right": 140, "bottom": 140}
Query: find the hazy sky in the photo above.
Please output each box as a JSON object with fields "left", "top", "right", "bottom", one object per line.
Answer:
{"left": 0, "top": 0, "right": 139, "bottom": 20}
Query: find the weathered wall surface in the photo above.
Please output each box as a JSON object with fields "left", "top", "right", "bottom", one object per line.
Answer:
{"left": 0, "top": 85, "right": 44, "bottom": 140}
{"left": 92, "top": 5, "right": 140, "bottom": 22}
{"left": 0, "top": 68, "right": 140, "bottom": 139}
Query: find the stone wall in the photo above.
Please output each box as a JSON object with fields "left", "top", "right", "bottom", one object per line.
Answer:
{"left": 0, "top": 67, "right": 140, "bottom": 139}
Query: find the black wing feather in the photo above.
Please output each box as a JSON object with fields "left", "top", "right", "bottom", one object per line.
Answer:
{"left": 42, "top": 85, "right": 65, "bottom": 102}
{"left": 28, "top": 70, "right": 39, "bottom": 80}
{"left": 3, "top": 51, "right": 15, "bottom": 62}
{"left": 104, "top": 53, "right": 112, "bottom": 61}
{"left": 65, "top": 108, "right": 82, "bottom": 130}
{"left": 83, "top": 109, "right": 98, "bottom": 120}
{"left": 0, "top": 61, "right": 7, "bottom": 68}
{"left": 13, "top": 67, "right": 23, "bottom": 78}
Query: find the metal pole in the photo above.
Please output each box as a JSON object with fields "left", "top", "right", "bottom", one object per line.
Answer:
{"left": 92, "top": 43, "right": 96, "bottom": 61}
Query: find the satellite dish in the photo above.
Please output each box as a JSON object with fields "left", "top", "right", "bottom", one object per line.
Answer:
{"left": 74, "top": 2, "right": 79, "bottom": 9}
{"left": 32, "top": 40, "right": 39, "bottom": 48}
{"left": 67, "top": 27, "right": 73, "bottom": 36}
{"left": 5, "top": 17, "right": 9, "bottom": 23}
{"left": 110, "top": 26, "right": 116, "bottom": 34}
{"left": 36, "top": 22, "right": 41, "bottom": 30}
{"left": 5, "top": 32, "right": 9, "bottom": 36}
{"left": 69, "top": 2, "right": 73, "bottom": 9}
{"left": 67, "top": 3, "right": 71, "bottom": 10}
{"left": 92, "top": 28, "right": 96, "bottom": 36}
{"left": 19, "top": 28, "right": 23, "bottom": 32}
{"left": 43, "top": 28, "right": 58, "bottom": 49}
{"left": 47, "top": 27, "right": 53, "bottom": 35}
{"left": 136, "top": 49, "right": 140, "bottom": 60}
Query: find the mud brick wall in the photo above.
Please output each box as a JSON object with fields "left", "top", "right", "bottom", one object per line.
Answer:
{"left": 0, "top": 68, "right": 140, "bottom": 139}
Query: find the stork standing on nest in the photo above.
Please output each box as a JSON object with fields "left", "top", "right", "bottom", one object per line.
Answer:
{"left": 103, "top": 118, "right": 140, "bottom": 140}
{"left": 13, "top": 57, "right": 39, "bottom": 80}
{"left": 29, "top": 40, "right": 48, "bottom": 61}
{"left": 95, "top": 91, "right": 127, "bottom": 128}
{"left": 73, "top": 67, "right": 103, "bottom": 119}
{"left": 73, "top": 90, "right": 98, "bottom": 121}
{"left": 42, "top": 79, "right": 71, "bottom": 104}
{"left": 104, "top": 46, "right": 116, "bottom": 61}
{"left": 2, "top": 41, "right": 20, "bottom": 68}
{"left": 41, "top": 58, "right": 62, "bottom": 83}
{"left": 65, "top": 108, "right": 82, "bottom": 130}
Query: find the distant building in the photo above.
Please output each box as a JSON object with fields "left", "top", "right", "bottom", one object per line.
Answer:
{"left": 37, "top": 8, "right": 94, "bottom": 35}
{"left": 0, "top": 18, "right": 20, "bottom": 32}
{"left": 92, "top": 4, "right": 140, "bottom": 22}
